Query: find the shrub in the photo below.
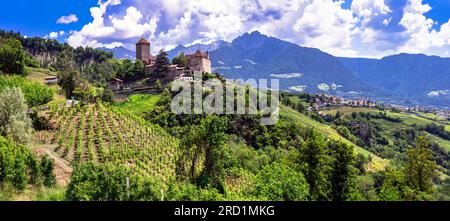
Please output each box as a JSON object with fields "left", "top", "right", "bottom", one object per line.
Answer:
{"left": 0, "top": 86, "right": 33, "bottom": 144}
{"left": 254, "top": 162, "right": 309, "bottom": 201}
{"left": 40, "top": 156, "right": 56, "bottom": 187}
{"left": 0, "top": 38, "right": 27, "bottom": 76}
{"left": 0, "top": 75, "right": 53, "bottom": 107}
{"left": 0, "top": 136, "right": 56, "bottom": 192}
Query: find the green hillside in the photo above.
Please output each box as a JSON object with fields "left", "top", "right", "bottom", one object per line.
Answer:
{"left": 35, "top": 101, "right": 178, "bottom": 184}
{"left": 281, "top": 106, "right": 388, "bottom": 171}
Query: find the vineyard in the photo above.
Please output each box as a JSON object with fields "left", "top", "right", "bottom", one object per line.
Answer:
{"left": 35, "top": 102, "right": 179, "bottom": 184}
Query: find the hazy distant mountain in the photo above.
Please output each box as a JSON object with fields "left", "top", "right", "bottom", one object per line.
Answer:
{"left": 99, "top": 46, "right": 135, "bottom": 60}
{"left": 167, "top": 40, "right": 230, "bottom": 59}
{"left": 339, "top": 54, "right": 450, "bottom": 108}
{"left": 207, "top": 31, "right": 381, "bottom": 98}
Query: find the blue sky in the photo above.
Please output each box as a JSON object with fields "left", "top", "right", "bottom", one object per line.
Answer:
{"left": 0, "top": 0, "right": 450, "bottom": 58}
{"left": 0, "top": 0, "right": 97, "bottom": 37}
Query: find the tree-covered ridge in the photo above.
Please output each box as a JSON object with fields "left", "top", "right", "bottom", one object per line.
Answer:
{"left": 0, "top": 30, "right": 113, "bottom": 67}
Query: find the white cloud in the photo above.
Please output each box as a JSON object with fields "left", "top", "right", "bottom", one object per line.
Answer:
{"left": 49, "top": 32, "right": 58, "bottom": 39}
{"left": 352, "top": 0, "right": 391, "bottom": 26}
{"left": 56, "top": 14, "right": 79, "bottom": 24}
{"left": 290, "top": 0, "right": 358, "bottom": 56}
{"left": 45, "top": 31, "right": 64, "bottom": 39}
{"left": 382, "top": 18, "right": 391, "bottom": 26}
{"left": 68, "top": 0, "right": 156, "bottom": 49}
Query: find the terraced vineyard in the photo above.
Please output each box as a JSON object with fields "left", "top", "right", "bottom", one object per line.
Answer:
{"left": 37, "top": 102, "right": 179, "bottom": 184}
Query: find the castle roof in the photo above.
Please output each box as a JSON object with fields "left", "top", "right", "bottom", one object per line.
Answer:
{"left": 186, "top": 50, "right": 209, "bottom": 59}
{"left": 137, "top": 38, "right": 150, "bottom": 45}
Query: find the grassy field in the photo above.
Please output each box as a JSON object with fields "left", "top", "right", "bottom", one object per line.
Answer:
{"left": 281, "top": 106, "right": 388, "bottom": 171}
{"left": 26, "top": 67, "right": 66, "bottom": 101}
{"left": 323, "top": 106, "right": 450, "bottom": 128}
{"left": 114, "top": 94, "right": 161, "bottom": 117}
{"left": 321, "top": 107, "right": 378, "bottom": 116}
{"left": 323, "top": 106, "right": 450, "bottom": 153}
{"left": 386, "top": 111, "right": 437, "bottom": 125}
{"left": 287, "top": 96, "right": 310, "bottom": 108}
{"left": 430, "top": 134, "right": 450, "bottom": 152}
{"left": 26, "top": 67, "right": 57, "bottom": 83}
{"left": 414, "top": 111, "right": 444, "bottom": 121}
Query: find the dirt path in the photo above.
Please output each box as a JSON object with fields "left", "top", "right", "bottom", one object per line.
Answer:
{"left": 33, "top": 145, "right": 73, "bottom": 187}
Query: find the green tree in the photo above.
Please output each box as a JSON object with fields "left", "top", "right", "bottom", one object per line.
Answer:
{"left": 58, "top": 69, "right": 84, "bottom": 98}
{"left": 155, "top": 79, "right": 163, "bottom": 90}
{"left": 133, "top": 60, "right": 145, "bottom": 79}
{"left": 379, "top": 181, "right": 403, "bottom": 201}
{"left": 0, "top": 75, "right": 54, "bottom": 107}
{"left": 0, "top": 87, "right": 33, "bottom": 144}
{"left": 172, "top": 52, "right": 188, "bottom": 67}
{"left": 182, "top": 116, "right": 228, "bottom": 186}
{"left": 40, "top": 156, "right": 56, "bottom": 187}
{"left": 378, "top": 168, "right": 405, "bottom": 201}
{"left": 153, "top": 50, "right": 170, "bottom": 77}
{"left": 299, "top": 129, "right": 331, "bottom": 200}
{"left": 404, "top": 136, "right": 437, "bottom": 193}
{"left": 82, "top": 62, "right": 115, "bottom": 86}
{"left": 0, "top": 38, "right": 27, "bottom": 76}
{"left": 101, "top": 89, "right": 115, "bottom": 103}
{"left": 255, "top": 162, "right": 309, "bottom": 201}
{"left": 66, "top": 163, "right": 165, "bottom": 201}
{"left": 54, "top": 47, "right": 76, "bottom": 71}
{"left": 330, "top": 141, "right": 355, "bottom": 201}
{"left": 335, "top": 111, "right": 342, "bottom": 119}
{"left": 0, "top": 135, "right": 53, "bottom": 191}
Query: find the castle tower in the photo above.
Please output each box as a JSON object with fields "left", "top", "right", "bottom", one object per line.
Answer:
{"left": 136, "top": 38, "right": 150, "bottom": 63}
{"left": 186, "top": 50, "right": 212, "bottom": 73}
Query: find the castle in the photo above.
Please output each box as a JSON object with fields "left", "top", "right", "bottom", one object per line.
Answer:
{"left": 136, "top": 38, "right": 212, "bottom": 81}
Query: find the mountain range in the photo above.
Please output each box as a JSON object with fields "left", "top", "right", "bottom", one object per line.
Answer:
{"left": 167, "top": 40, "right": 230, "bottom": 59}
{"left": 102, "top": 31, "right": 450, "bottom": 109}
{"left": 99, "top": 46, "right": 135, "bottom": 60}
{"left": 339, "top": 55, "right": 450, "bottom": 108}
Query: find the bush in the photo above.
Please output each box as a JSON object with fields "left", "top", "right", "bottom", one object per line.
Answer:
{"left": 66, "top": 163, "right": 165, "bottom": 201}
{"left": 166, "top": 181, "right": 223, "bottom": 201}
{"left": 0, "top": 38, "right": 27, "bottom": 76}
{"left": 101, "top": 89, "right": 115, "bottom": 103}
{"left": 254, "top": 162, "right": 309, "bottom": 201}
{"left": 35, "top": 187, "right": 66, "bottom": 201}
{"left": 40, "top": 156, "right": 56, "bottom": 187}
{"left": 24, "top": 54, "right": 40, "bottom": 68}
{"left": 0, "top": 136, "right": 54, "bottom": 190}
{"left": 0, "top": 75, "right": 54, "bottom": 107}
{"left": 0, "top": 86, "right": 33, "bottom": 144}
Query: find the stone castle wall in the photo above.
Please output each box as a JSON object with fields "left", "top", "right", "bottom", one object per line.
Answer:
{"left": 187, "top": 57, "right": 212, "bottom": 73}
